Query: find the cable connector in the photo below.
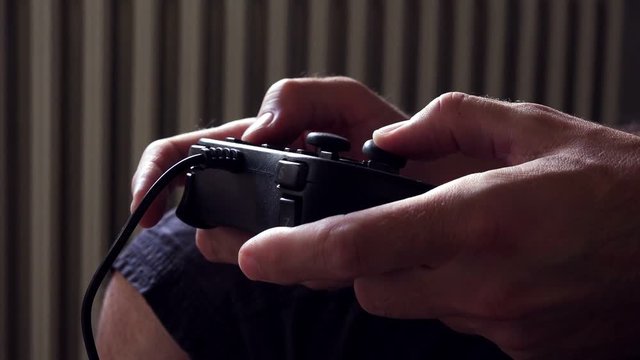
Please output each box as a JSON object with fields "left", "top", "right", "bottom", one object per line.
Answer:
{"left": 201, "top": 146, "right": 245, "bottom": 172}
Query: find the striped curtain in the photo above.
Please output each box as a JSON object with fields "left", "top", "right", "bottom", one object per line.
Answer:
{"left": 0, "top": 0, "right": 635, "bottom": 359}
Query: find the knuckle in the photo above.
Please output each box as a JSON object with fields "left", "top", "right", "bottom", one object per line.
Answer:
{"left": 261, "top": 78, "right": 307, "bottom": 115}
{"left": 262, "top": 76, "right": 368, "bottom": 114}
{"left": 143, "top": 139, "right": 166, "bottom": 157}
{"left": 318, "top": 217, "right": 365, "bottom": 279}
{"left": 132, "top": 139, "right": 169, "bottom": 188}
{"left": 330, "top": 75, "right": 359, "bottom": 84}
{"left": 268, "top": 77, "right": 300, "bottom": 96}
{"left": 512, "top": 101, "right": 545, "bottom": 112}
{"left": 269, "top": 76, "right": 365, "bottom": 96}
{"left": 261, "top": 78, "right": 294, "bottom": 104}
{"left": 330, "top": 76, "right": 365, "bottom": 90}
{"left": 145, "top": 138, "right": 179, "bottom": 163}
{"left": 435, "top": 91, "right": 469, "bottom": 116}
{"left": 512, "top": 101, "right": 559, "bottom": 119}
{"left": 335, "top": 76, "right": 374, "bottom": 101}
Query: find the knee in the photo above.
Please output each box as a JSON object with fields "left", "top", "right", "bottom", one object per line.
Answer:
{"left": 96, "top": 272, "right": 188, "bottom": 360}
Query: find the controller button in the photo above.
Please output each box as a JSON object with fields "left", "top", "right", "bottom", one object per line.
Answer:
{"left": 296, "top": 149, "right": 315, "bottom": 156}
{"left": 261, "top": 143, "right": 284, "bottom": 151}
{"left": 278, "top": 197, "right": 300, "bottom": 226}
{"left": 224, "top": 137, "right": 250, "bottom": 144}
{"left": 276, "top": 160, "right": 308, "bottom": 190}
{"left": 362, "top": 139, "right": 407, "bottom": 172}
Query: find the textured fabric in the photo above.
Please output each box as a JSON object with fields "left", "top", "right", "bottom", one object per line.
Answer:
{"left": 114, "top": 211, "right": 510, "bottom": 360}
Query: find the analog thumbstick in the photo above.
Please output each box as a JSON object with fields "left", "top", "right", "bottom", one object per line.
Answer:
{"left": 362, "top": 139, "right": 407, "bottom": 171}
{"left": 305, "top": 132, "right": 351, "bottom": 159}
{"left": 306, "top": 132, "right": 351, "bottom": 152}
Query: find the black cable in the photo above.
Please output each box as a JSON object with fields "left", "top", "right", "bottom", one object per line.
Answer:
{"left": 81, "top": 153, "right": 206, "bottom": 360}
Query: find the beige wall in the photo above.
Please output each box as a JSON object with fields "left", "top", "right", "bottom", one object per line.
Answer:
{"left": 0, "top": 0, "right": 630, "bottom": 359}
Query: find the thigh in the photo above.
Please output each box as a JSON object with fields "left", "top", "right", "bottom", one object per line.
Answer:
{"left": 112, "top": 211, "right": 509, "bottom": 360}
{"left": 97, "top": 272, "right": 188, "bottom": 359}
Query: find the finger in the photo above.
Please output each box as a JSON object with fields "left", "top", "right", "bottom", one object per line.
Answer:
{"left": 439, "top": 316, "right": 483, "bottom": 335}
{"left": 241, "top": 77, "right": 407, "bottom": 146}
{"left": 131, "top": 118, "right": 255, "bottom": 227}
{"left": 300, "top": 280, "right": 352, "bottom": 290}
{"left": 352, "top": 258, "right": 518, "bottom": 321}
{"left": 237, "top": 176, "right": 485, "bottom": 284}
{"left": 373, "top": 93, "right": 583, "bottom": 165}
{"left": 353, "top": 267, "right": 462, "bottom": 319}
{"left": 195, "top": 227, "right": 252, "bottom": 264}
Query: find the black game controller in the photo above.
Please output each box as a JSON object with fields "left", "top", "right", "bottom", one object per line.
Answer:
{"left": 82, "top": 132, "right": 434, "bottom": 360}
{"left": 176, "top": 132, "right": 434, "bottom": 233}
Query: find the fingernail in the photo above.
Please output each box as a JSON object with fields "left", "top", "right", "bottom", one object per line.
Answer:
{"left": 130, "top": 192, "right": 141, "bottom": 213}
{"left": 130, "top": 180, "right": 143, "bottom": 211}
{"left": 131, "top": 182, "right": 141, "bottom": 197}
{"left": 374, "top": 120, "right": 410, "bottom": 136}
{"left": 242, "top": 112, "right": 274, "bottom": 139}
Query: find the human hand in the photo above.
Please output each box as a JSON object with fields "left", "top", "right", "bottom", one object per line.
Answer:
{"left": 195, "top": 77, "right": 501, "bottom": 265}
{"left": 237, "top": 92, "right": 640, "bottom": 359}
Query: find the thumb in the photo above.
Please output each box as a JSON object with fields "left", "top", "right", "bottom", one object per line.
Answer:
{"left": 373, "top": 92, "right": 569, "bottom": 166}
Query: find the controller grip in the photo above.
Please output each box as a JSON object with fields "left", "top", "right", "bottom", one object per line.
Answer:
{"left": 176, "top": 171, "right": 213, "bottom": 229}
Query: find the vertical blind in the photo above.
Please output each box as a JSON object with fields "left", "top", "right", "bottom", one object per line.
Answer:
{"left": 0, "top": 0, "right": 631, "bottom": 359}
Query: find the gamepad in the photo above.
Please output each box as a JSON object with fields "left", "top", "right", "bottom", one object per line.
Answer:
{"left": 176, "top": 132, "right": 434, "bottom": 233}
{"left": 82, "top": 132, "right": 434, "bottom": 359}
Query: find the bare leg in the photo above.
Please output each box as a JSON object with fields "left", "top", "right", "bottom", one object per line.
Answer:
{"left": 97, "top": 272, "right": 188, "bottom": 360}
